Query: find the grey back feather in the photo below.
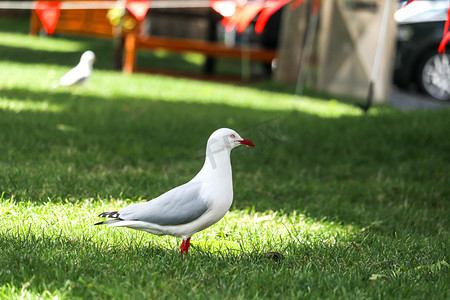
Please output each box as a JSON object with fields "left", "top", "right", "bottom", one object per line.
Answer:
{"left": 118, "top": 181, "right": 209, "bottom": 226}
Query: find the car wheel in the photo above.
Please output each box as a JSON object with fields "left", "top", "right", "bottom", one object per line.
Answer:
{"left": 417, "top": 51, "right": 450, "bottom": 101}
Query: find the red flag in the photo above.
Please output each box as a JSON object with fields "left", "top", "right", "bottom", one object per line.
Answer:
{"left": 255, "top": 0, "right": 290, "bottom": 34}
{"left": 35, "top": 1, "right": 62, "bottom": 35}
{"left": 221, "top": 1, "right": 263, "bottom": 32}
{"left": 221, "top": 7, "right": 239, "bottom": 31}
{"left": 438, "top": 31, "right": 450, "bottom": 53}
{"left": 235, "top": 1, "right": 264, "bottom": 33}
{"left": 222, "top": 5, "right": 244, "bottom": 32}
{"left": 126, "top": 0, "right": 151, "bottom": 21}
{"left": 210, "top": 0, "right": 237, "bottom": 17}
{"left": 219, "top": 1, "right": 263, "bottom": 33}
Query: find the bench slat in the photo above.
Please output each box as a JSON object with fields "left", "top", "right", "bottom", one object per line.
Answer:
{"left": 135, "top": 36, "right": 276, "bottom": 62}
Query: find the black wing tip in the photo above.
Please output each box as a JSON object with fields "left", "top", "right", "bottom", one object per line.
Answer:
{"left": 98, "top": 211, "right": 120, "bottom": 218}
{"left": 94, "top": 221, "right": 104, "bottom": 226}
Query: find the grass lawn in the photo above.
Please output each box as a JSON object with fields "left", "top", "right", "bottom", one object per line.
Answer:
{"left": 1, "top": 16, "right": 449, "bottom": 299}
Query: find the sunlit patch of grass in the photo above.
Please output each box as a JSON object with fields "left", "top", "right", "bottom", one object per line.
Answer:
{"left": 0, "top": 62, "right": 363, "bottom": 118}
{"left": 84, "top": 73, "right": 363, "bottom": 117}
{"left": 0, "top": 32, "right": 85, "bottom": 52}
{"left": 293, "top": 97, "right": 365, "bottom": 117}
{"left": 0, "top": 197, "right": 359, "bottom": 277}
{"left": 152, "top": 49, "right": 206, "bottom": 65}
{"left": 0, "top": 98, "right": 64, "bottom": 113}
{"left": 0, "top": 198, "right": 354, "bottom": 254}
{"left": 0, "top": 62, "right": 66, "bottom": 89}
{"left": 190, "top": 209, "right": 357, "bottom": 254}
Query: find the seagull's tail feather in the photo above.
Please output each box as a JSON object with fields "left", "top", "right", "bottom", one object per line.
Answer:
{"left": 94, "top": 219, "right": 122, "bottom": 226}
{"left": 94, "top": 211, "right": 122, "bottom": 226}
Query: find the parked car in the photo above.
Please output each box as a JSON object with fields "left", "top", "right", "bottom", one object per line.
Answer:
{"left": 394, "top": 0, "right": 450, "bottom": 101}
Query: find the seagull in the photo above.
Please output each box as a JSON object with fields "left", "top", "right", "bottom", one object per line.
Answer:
{"left": 95, "top": 128, "right": 255, "bottom": 257}
{"left": 59, "top": 50, "right": 96, "bottom": 87}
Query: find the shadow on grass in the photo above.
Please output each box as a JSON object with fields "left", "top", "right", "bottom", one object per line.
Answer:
{"left": 0, "top": 43, "right": 117, "bottom": 70}
{"left": 0, "top": 16, "right": 30, "bottom": 33}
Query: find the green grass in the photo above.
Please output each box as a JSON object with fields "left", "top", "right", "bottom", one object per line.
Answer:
{"left": 1, "top": 16, "right": 449, "bottom": 299}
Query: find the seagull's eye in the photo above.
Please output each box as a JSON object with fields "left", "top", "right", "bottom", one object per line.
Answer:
{"left": 230, "top": 134, "right": 235, "bottom": 139}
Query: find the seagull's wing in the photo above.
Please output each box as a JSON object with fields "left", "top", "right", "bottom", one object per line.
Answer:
{"left": 118, "top": 181, "right": 209, "bottom": 226}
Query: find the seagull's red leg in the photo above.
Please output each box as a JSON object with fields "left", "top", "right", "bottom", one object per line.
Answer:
{"left": 180, "top": 237, "right": 191, "bottom": 257}
{"left": 180, "top": 239, "right": 186, "bottom": 257}
{"left": 185, "top": 237, "right": 191, "bottom": 254}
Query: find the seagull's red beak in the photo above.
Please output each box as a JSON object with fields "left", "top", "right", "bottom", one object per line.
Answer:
{"left": 239, "top": 139, "right": 255, "bottom": 147}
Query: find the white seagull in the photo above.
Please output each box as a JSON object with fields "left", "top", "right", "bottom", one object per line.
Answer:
{"left": 59, "top": 50, "right": 96, "bottom": 87}
{"left": 95, "top": 128, "right": 255, "bottom": 257}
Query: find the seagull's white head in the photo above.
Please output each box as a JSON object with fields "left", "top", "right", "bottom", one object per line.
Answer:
{"left": 207, "top": 128, "right": 255, "bottom": 152}
{"left": 80, "top": 50, "right": 96, "bottom": 66}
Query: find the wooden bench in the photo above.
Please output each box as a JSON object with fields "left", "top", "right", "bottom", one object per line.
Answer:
{"left": 29, "top": 1, "right": 277, "bottom": 80}
{"left": 122, "top": 27, "right": 277, "bottom": 79}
